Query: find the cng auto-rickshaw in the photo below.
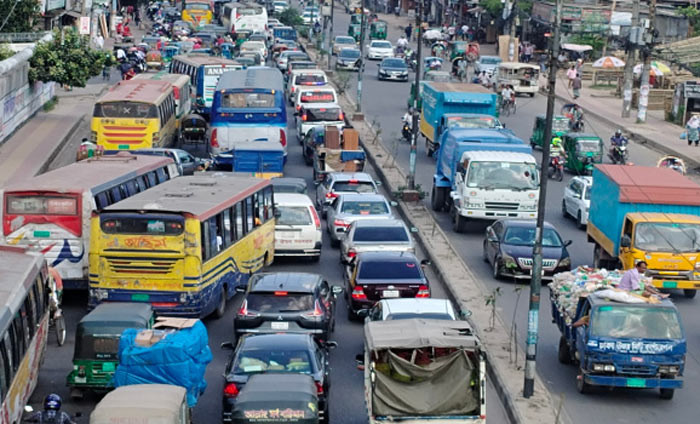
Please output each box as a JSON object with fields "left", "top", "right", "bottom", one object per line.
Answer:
{"left": 90, "top": 384, "right": 190, "bottom": 424}
{"left": 369, "top": 20, "right": 387, "bottom": 39}
{"left": 232, "top": 374, "right": 319, "bottom": 424}
{"left": 67, "top": 303, "right": 154, "bottom": 397}
{"left": 146, "top": 50, "right": 164, "bottom": 70}
{"left": 350, "top": 13, "right": 362, "bottom": 25}
{"left": 449, "top": 40, "right": 467, "bottom": 61}
{"left": 530, "top": 114, "right": 570, "bottom": 148}
{"left": 562, "top": 133, "right": 603, "bottom": 175}
{"left": 162, "top": 45, "right": 180, "bottom": 64}
{"left": 348, "top": 23, "right": 362, "bottom": 42}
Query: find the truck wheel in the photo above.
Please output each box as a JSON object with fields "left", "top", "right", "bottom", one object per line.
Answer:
{"left": 684, "top": 289, "right": 697, "bottom": 299}
{"left": 576, "top": 367, "right": 591, "bottom": 394}
{"left": 213, "top": 289, "right": 227, "bottom": 319}
{"left": 453, "top": 213, "right": 466, "bottom": 233}
{"left": 558, "top": 336, "right": 571, "bottom": 364}
{"left": 430, "top": 185, "right": 446, "bottom": 211}
{"left": 660, "top": 388, "right": 675, "bottom": 400}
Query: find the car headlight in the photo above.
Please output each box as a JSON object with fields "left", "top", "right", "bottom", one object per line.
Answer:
{"left": 593, "top": 363, "right": 615, "bottom": 372}
{"left": 559, "top": 257, "right": 571, "bottom": 268}
{"left": 379, "top": 69, "right": 387, "bottom": 74}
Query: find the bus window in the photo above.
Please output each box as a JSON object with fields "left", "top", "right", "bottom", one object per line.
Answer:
{"left": 2, "top": 334, "right": 12, "bottom": 377}
{"left": 95, "top": 192, "right": 110, "bottom": 209}
{"left": 223, "top": 209, "right": 232, "bottom": 247}
{"left": 236, "top": 202, "right": 245, "bottom": 238}
{"left": 19, "top": 303, "right": 31, "bottom": 345}
{"left": 110, "top": 187, "right": 123, "bottom": 203}
{"left": 156, "top": 168, "right": 169, "bottom": 183}
{"left": 201, "top": 221, "right": 210, "bottom": 260}
{"left": 147, "top": 172, "right": 157, "bottom": 187}
{"left": 264, "top": 187, "right": 273, "bottom": 221}
{"left": 257, "top": 192, "right": 265, "bottom": 224}
{"left": 246, "top": 196, "right": 255, "bottom": 229}
{"left": 0, "top": 340, "right": 6, "bottom": 401}
{"left": 136, "top": 176, "right": 148, "bottom": 191}
{"left": 125, "top": 179, "right": 140, "bottom": 196}
{"left": 209, "top": 217, "right": 221, "bottom": 255}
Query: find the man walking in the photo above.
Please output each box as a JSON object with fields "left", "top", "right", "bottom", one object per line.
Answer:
{"left": 405, "top": 23, "right": 413, "bottom": 41}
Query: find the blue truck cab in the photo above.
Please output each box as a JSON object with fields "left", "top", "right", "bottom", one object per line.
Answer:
{"left": 553, "top": 291, "right": 685, "bottom": 399}
{"left": 430, "top": 128, "right": 531, "bottom": 211}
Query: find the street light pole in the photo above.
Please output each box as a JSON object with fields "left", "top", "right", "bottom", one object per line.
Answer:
{"left": 621, "top": 0, "right": 640, "bottom": 118}
{"left": 508, "top": 0, "right": 517, "bottom": 62}
{"left": 408, "top": 0, "right": 423, "bottom": 190}
{"left": 328, "top": 0, "right": 335, "bottom": 70}
{"left": 636, "top": 0, "right": 656, "bottom": 123}
{"left": 357, "top": 0, "right": 366, "bottom": 113}
{"left": 523, "top": 0, "right": 561, "bottom": 399}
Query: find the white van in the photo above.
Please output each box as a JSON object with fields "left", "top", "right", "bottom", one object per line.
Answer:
{"left": 293, "top": 86, "right": 338, "bottom": 113}
{"left": 274, "top": 193, "right": 322, "bottom": 260}
{"left": 287, "top": 69, "right": 328, "bottom": 104}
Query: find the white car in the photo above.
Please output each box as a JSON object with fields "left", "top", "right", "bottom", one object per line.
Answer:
{"left": 287, "top": 69, "right": 328, "bottom": 104}
{"left": 296, "top": 103, "right": 344, "bottom": 143}
{"left": 272, "top": 0, "right": 288, "bottom": 14}
{"left": 302, "top": 10, "right": 320, "bottom": 25}
{"left": 363, "top": 298, "right": 458, "bottom": 321}
{"left": 562, "top": 176, "right": 592, "bottom": 229}
{"left": 240, "top": 40, "right": 267, "bottom": 60}
{"left": 293, "top": 86, "right": 338, "bottom": 113}
{"left": 274, "top": 193, "right": 322, "bottom": 260}
{"left": 366, "top": 40, "right": 393, "bottom": 60}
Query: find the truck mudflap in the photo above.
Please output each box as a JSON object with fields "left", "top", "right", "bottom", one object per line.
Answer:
{"left": 583, "top": 374, "right": 683, "bottom": 389}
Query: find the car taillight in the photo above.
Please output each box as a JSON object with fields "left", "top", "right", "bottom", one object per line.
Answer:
{"left": 224, "top": 383, "right": 239, "bottom": 398}
{"left": 274, "top": 291, "right": 288, "bottom": 296}
{"left": 334, "top": 219, "right": 350, "bottom": 228}
{"left": 309, "top": 206, "right": 320, "bottom": 228}
{"left": 351, "top": 285, "right": 366, "bottom": 300}
{"left": 210, "top": 128, "right": 219, "bottom": 148}
{"left": 237, "top": 299, "right": 257, "bottom": 317}
{"left": 325, "top": 192, "right": 337, "bottom": 199}
{"left": 302, "top": 113, "right": 307, "bottom": 121}
{"left": 296, "top": 104, "right": 301, "bottom": 111}
{"left": 416, "top": 285, "right": 430, "bottom": 298}
{"left": 339, "top": 112, "right": 344, "bottom": 121}
{"left": 279, "top": 129, "right": 287, "bottom": 147}
{"left": 291, "top": 86, "right": 296, "bottom": 93}
{"left": 315, "top": 381, "right": 324, "bottom": 395}
{"left": 304, "top": 300, "right": 324, "bottom": 317}
{"left": 347, "top": 249, "right": 357, "bottom": 259}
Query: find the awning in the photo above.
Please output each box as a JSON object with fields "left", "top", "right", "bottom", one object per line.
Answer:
{"left": 561, "top": 43, "right": 593, "bottom": 52}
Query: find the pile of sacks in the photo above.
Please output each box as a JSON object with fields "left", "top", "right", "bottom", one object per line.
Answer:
{"left": 549, "top": 266, "right": 653, "bottom": 325}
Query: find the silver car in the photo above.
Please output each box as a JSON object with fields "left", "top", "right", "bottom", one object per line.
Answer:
{"left": 315, "top": 172, "right": 379, "bottom": 218}
{"left": 326, "top": 193, "right": 395, "bottom": 247}
{"left": 474, "top": 55, "right": 502, "bottom": 77}
{"left": 340, "top": 218, "right": 415, "bottom": 264}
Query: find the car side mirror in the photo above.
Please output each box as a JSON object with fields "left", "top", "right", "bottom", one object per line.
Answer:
{"left": 620, "top": 235, "right": 631, "bottom": 248}
{"left": 390, "top": 201, "right": 398, "bottom": 207}
{"left": 564, "top": 240, "right": 573, "bottom": 247}
{"left": 420, "top": 259, "right": 431, "bottom": 267}
{"left": 410, "top": 227, "right": 419, "bottom": 233}
{"left": 332, "top": 286, "right": 343, "bottom": 296}
{"left": 356, "top": 309, "right": 369, "bottom": 318}
{"left": 459, "top": 308, "right": 472, "bottom": 319}
{"left": 375, "top": 180, "right": 382, "bottom": 186}
{"left": 325, "top": 340, "right": 338, "bottom": 349}
{"left": 355, "top": 353, "right": 365, "bottom": 370}
{"left": 221, "top": 341, "right": 235, "bottom": 350}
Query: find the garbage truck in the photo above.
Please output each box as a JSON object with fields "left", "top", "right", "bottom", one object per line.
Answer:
{"left": 587, "top": 165, "right": 700, "bottom": 298}
{"left": 358, "top": 319, "right": 485, "bottom": 423}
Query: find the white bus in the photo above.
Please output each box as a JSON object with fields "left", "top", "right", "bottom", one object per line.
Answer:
{"left": 222, "top": 2, "right": 268, "bottom": 35}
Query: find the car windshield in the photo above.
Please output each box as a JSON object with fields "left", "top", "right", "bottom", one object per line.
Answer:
{"left": 372, "top": 41, "right": 391, "bottom": 48}
{"left": 353, "top": 226, "right": 408, "bottom": 242}
{"left": 305, "top": 107, "right": 341, "bottom": 121}
{"left": 634, "top": 222, "right": 700, "bottom": 253}
{"left": 576, "top": 139, "right": 601, "bottom": 154}
{"left": 277, "top": 206, "right": 312, "bottom": 225}
{"left": 358, "top": 260, "right": 421, "bottom": 279}
{"left": 387, "top": 313, "right": 452, "bottom": 320}
{"left": 235, "top": 348, "right": 313, "bottom": 374}
{"left": 333, "top": 181, "right": 375, "bottom": 193}
{"left": 246, "top": 292, "right": 314, "bottom": 312}
{"left": 447, "top": 116, "right": 500, "bottom": 129}
{"left": 340, "top": 201, "right": 389, "bottom": 215}
{"left": 583, "top": 186, "right": 590, "bottom": 200}
{"left": 383, "top": 59, "right": 406, "bottom": 68}
{"left": 466, "top": 161, "right": 539, "bottom": 190}
{"left": 552, "top": 119, "right": 570, "bottom": 132}
{"left": 337, "top": 37, "right": 354, "bottom": 44}
{"left": 480, "top": 57, "right": 501, "bottom": 65}
{"left": 591, "top": 306, "right": 682, "bottom": 339}
{"left": 340, "top": 50, "right": 361, "bottom": 59}
{"left": 503, "top": 226, "right": 562, "bottom": 247}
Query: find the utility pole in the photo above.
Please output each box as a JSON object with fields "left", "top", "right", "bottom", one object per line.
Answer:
{"left": 621, "top": 0, "right": 640, "bottom": 118}
{"left": 408, "top": 0, "right": 423, "bottom": 190}
{"left": 328, "top": 0, "right": 335, "bottom": 70}
{"left": 637, "top": 0, "right": 656, "bottom": 123}
{"left": 601, "top": 0, "right": 617, "bottom": 57}
{"left": 357, "top": 0, "right": 366, "bottom": 113}
{"left": 523, "top": 0, "right": 561, "bottom": 399}
{"left": 508, "top": 1, "right": 517, "bottom": 62}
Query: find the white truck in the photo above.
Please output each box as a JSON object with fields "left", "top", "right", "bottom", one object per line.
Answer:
{"left": 450, "top": 150, "right": 539, "bottom": 232}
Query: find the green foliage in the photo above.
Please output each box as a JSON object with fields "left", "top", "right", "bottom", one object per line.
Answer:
{"left": 28, "top": 29, "right": 106, "bottom": 88}
{"left": 279, "top": 7, "right": 304, "bottom": 27}
{"left": 567, "top": 34, "right": 606, "bottom": 54}
{"left": 480, "top": 0, "right": 504, "bottom": 17}
{"left": 518, "top": 0, "right": 533, "bottom": 14}
{"left": 0, "top": 0, "right": 41, "bottom": 33}
{"left": 678, "top": 6, "right": 700, "bottom": 37}
{"left": 0, "top": 44, "right": 13, "bottom": 61}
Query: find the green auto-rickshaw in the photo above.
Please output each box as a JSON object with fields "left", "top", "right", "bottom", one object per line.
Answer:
{"left": 350, "top": 13, "right": 362, "bottom": 25}
{"left": 529, "top": 114, "right": 570, "bottom": 149}
{"left": 67, "top": 303, "right": 154, "bottom": 397}
{"left": 348, "top": 23, "right": 362, "bottom": 42}
{"left": 563, "top": 133, "right": 604, "bottom": 175}
{"left": 449, "top": 40, "right": 467, "bottom": 61}
{"left": 370, "top": 20, "right": 387, "bottom": 39}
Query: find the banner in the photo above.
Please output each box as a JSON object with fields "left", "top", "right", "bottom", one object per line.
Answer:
{"left": 79, "top": 17, "right": 91, "bottom": 35}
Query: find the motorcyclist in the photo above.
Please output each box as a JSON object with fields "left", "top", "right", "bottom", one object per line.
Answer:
{"left": 397, "top": 35, "right": 409, "bottom": 50}
{"left": 401, "top": 110, "right": 414, "bottom": 141}
{"left": 25, "top": 394, "right": 76, "bottom": 424}
{"left": 550, "top": 136, "right": 567, "bottom": 163}
{"left": 610, "top": 129, "right": 628, "bottom": 158}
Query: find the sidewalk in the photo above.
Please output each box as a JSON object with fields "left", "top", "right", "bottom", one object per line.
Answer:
{"left": 552, "top": 74, "right": 699, "bottom": 168}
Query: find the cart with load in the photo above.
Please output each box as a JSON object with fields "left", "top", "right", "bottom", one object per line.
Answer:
{"left": 311, "top": 127, "right": 365, "bottom": 182}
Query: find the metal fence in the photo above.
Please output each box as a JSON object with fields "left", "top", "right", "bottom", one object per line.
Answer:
{"left": 0, "top": 32, "right": 51, "bottom": 43}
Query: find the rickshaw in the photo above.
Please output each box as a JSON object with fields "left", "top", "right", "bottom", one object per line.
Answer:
{"left": 348, "top": 23, "right": 362, "bottom": 42}
{"left": 162, "top": 45, "right": 180, "bottom": 64}
{"left": 146, "top": 50, "right": 164, "bottom": 70}
{"left": 449, "top": 40, "right": 467, "bottom": 61}
{"left": 141, "top": 35, "right": 162, "bottom": 49}
{"left": 231, "top": 374, "right": 319, "bottom": 424}
{"left": 430, "top": 41, "right": 448, "bottom": 57}
{"left": 220, "top": 42, "right": 235, "bottom": 59}
{"left": 466, "top": 41, "right": 480, "bottom": 62}
{"left": 561, "top": 103, "right": 584, "bottom": 132}
{"left": 180, "top": 113, "right": 208, "bottom": 144}
{"left": 67, "top": 303, "right": 154, "bottom": 398}
{"left": 176, "top": 40, "right": 195, "bottom": 54}
{"left": 369, "top": 20, "right": 387, "bottom": 40}
{"left": 529, "top": 114, "right": 570, "bottom": 149}
{"left": 90, "top": 384, "right": 190, "bottom": 424}
{"left": 657, "top": 155, "right": 686, "bottom": 175}
{"left": 562, "top": 133, "right": 603, "bottom": 175}
{"left": 350, "top": 13, "right": 362, "bottom": 25}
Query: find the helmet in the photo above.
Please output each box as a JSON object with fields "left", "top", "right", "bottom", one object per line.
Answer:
{"left": 551, "top": 137, "right": 561, "bottom": 147}
{"left": 44, "top": 394, "right": 61, "bottom": 411}
{"left": 615, "top": 129, "right": 622, "bottom": 137}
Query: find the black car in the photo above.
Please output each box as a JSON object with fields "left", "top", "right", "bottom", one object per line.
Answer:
{"left": 482, "top": 219, "right": 572, "bottom": 281}
{"left": 335, "top": 48, "right": 361, "bottom": 71}
{"left": 234, "top": 273, "right": 341, "bottom": 341}
{"left": 222, "top": 333, "right": 335, "bottom": 423}
{"left": 377, "top": 57, "right": 409, "bottom": 81}
{"left": 344, "top": 251, "right": 430, "bottom": 319}
{"left": 271, "top": 177, "right": 308, "bottom": 194}
{"left": 230, "top": 373, "right": 319, "bottom": 423}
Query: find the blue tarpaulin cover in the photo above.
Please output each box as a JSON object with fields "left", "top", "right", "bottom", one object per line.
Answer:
{"left": 114, "top": 320, "right": 212, "bottom": 407}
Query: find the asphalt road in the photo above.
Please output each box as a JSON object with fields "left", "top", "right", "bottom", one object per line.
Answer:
{"left": 323, "top": 5, "right": 700, "bottom": 424}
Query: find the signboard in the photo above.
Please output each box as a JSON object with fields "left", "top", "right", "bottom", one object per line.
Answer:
{"left": 611, "top": 11, "right": 632, "bottom": 26}
{"left": 531, "top": 2, "right": 553, "bottom": 23}
{"left": 79, "top": 17, "right": 91, "bottom": 35}
{"left": 46, "top": 0, "right": 65, "bottom": 11}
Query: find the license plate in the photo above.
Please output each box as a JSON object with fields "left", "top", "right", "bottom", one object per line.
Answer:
{"left": 74, "top": 376, "right": 87, "bottom": 384}
{"left": 33, "top": 230, "right": 50, "bottom": 238}
{"left": 662, "top": 281, "right": 678, "bottom": 288}
{"left": 278, "top": 231, "right": 298, "bottom": 239}
{"left": 131, "top": 294, "right": 149, "bottom": 301}
{"left": 626, "top": 378, "right": 646, "bottom": 388}
{"left": 382, "top": 290, "right": 399, "bottom": 298}
{"left": 631, "top": 356, "right": 643, "bottom": 363}
{"left": 271, "top": 322, "right": 289, "bottom": 330}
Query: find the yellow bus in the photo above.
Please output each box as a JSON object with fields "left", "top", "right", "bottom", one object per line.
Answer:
{"left": 0, "top": 245, "right": 51, "bottom": 424}
{"left": 88, "top": 174, "right": 275, "bottom": 318}
{"left": 182, "top": 0, "right": 214, "bottom": 27}
{"left": 133, "top": 72, "right": 192, "bottom": 122}
{"left": 91, "top": 80, "right": 177, "bottom": 151}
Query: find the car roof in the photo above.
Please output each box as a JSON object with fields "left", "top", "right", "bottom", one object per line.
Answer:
{"left": 353, "top": 218, "right": 406, "bottom": 228}
{"left": 357, "top": 251, "right": 418, "bottom": 262}
{"left": 240, "top": 332, "right": 315, "bottom": 350}
{"left": 274, "top": 192, "right": 313, "bottom": 206}
{"left": 498, "top": 219, "right": 556, "bottom": 230}
{"left": 338, "top": 193, "right": 387, "bottom": 203}
{"left": 251, "top": 272, "right": 321, "bottom": 292}
{"left": 336, "top": 35, "right": 355, "bottom": 41}
{"left": 381, "top": 298, "right": 453, "bottom": 315}
{"left": 371, "top": 40, "right": 392, "bottom": 44}
{"left": 339, "top": 48, "right": 360, "bottom": 54}
{"left": 291, "top": 68, "right": 326, "bottom": 76}
{"left": 80, "top": 302, "right": 153, "bottom": 326}
{"left": 329, "top": 172, "right": 373, "bottom": 181}
{"left": 572, "top": 175, "right": 593, "bottom": 185}
{"left": 297, "top": 85, "right": 336, "bottom": 93}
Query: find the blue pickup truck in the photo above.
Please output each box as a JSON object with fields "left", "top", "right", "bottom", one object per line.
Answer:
{"left": 552, "top": 291, "right": 686, "bottom": 399}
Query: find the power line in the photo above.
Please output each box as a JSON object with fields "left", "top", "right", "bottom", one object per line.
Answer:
{"left": 0, "top": 0, "right": 21, "bottom": 33}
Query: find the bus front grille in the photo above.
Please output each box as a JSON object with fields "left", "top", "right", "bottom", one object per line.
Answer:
{"left": 105, "top": 256, "right": 178, "bottom": 274}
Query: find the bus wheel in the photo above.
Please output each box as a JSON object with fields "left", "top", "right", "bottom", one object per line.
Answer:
{"left": 213, "top": 289, "right": 227, "bottom": 318}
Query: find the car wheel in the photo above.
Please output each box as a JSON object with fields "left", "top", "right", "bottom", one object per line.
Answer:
{"left": 330, "top": 237, "right": 340, "bottom": 248}
{"left": 482, "top": 241, "right": 489, "bottom": 262}
{"left": 561, "top": 200, "right": 568, "bottom": 218}
{"left": 347, "top": 304, "right": 356, "bottom": 321}
{"left": 577, "top": 211, "right": 586, "bottom": 230}
{"left": 492, "top": 256, "right": 502, "bottom": 280}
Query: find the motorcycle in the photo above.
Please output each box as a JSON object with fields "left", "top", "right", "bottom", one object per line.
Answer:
{"left": 608, "top": 139, "right": 629, "bottom": 165}
{"left": 401, "top": 120, "right": 412, "bottom": 143}
{"left": 548, "top": 156, "right": 564, "bottom": 181}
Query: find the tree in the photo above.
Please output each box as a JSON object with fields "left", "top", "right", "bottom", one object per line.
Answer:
{"left": 0, "top": 44, "right": 13, "bottom": 61}
{"left": 279, "top": 8, "right": 304, "bottom": 27}
{"left": 28, "top": 29, "right": 106, "bottom": 88}
{"left": 480, "top": 0, "right": 504, "bottom": 18}
{"left": 678, "top": 6, "right": 700, "bottom": 37}
{"left": 0, "top": 0, "right": 41, "bottom": 33}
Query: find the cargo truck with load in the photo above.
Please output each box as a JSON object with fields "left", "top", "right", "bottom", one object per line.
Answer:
{"left": 430, "top": 128, "right": 538, "bottom": 232}
{"left": 587, "top": 165, "right": 700, "bottom": 298}
{"left": 419, "top": 82, "right": 499, "bottom": 157}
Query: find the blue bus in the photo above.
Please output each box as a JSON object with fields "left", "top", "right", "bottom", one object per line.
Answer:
{"left": 273, "top": 26, "right": 297, "bottom": 42}
{"left": 170, "top": 55, "right": 243, "bottom": 115}
{"left": 210, "top": 67, "right": 288, "bottom": 168}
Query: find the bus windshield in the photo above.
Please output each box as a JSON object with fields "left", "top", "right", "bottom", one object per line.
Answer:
{"left": 222, "top": 92, "right": 277, "bottom": 108}
{"left": 94, "top": 102, "right": 158, "bottom": 118}
{"left": 100, "top": 215, "right": 185, "bottom": 235}
{"left": 239, "top": 6, "right": 263, "bottom": 15}
{"left": 185, "top": 3, "right": 210, "bottom": 10}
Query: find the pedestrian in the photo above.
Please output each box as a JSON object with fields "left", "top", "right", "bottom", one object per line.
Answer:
{"left": 447, "top": 25, "right": 455, "bottom": 40}
{"left": 405, "top": 23, "right": 412, "bottom": 41}
{"left": 686, "top": 114, "right": 700, "bottom": 147}
{"left": 102, "top": 63, "right": 111, "bottom": 80}
{"left": 572, "top": 73, "right": 582, "bottom": 99}
{"left": 461, "top": 24, "right": 469, "bottom": 41}
{"left": 95, "top": 34, "right": 104, "bottom": 50}
{"left": 524, "top": 43, "right": 534, "bottom": 63}
{"left": 566, "top": 65, "right": 576, "bottom": 88}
